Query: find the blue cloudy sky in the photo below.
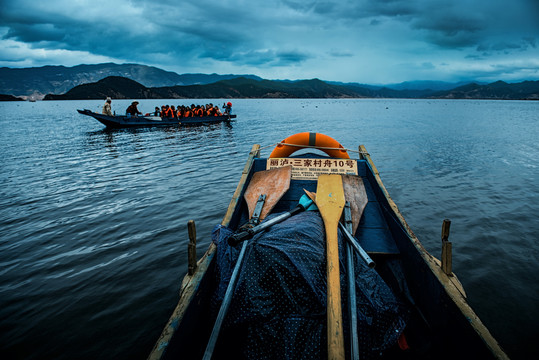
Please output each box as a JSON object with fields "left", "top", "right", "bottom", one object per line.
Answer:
{"left": 1, "top": 0, "right": 538, "bottom": 84}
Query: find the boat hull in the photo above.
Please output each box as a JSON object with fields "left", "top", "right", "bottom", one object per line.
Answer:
{"left": 149, "top": 140, "right": 508, "bottom": 360}
{"left": 77, "top": 109, "right": 235, "bottom": 128}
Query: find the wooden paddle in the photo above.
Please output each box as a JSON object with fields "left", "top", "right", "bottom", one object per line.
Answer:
{"left": 244, "top": 165, "right": 292, "bottom": 224}
{"left": 340, "top": 175, "right": 374, "bottom": 268}
{"left": 341, "top": 174, "right": 368, "bottom": 233}
{"left": 203, "top": 166, "right": 292, "bottom": 360}
{"left": 341, "top": 174, "right": 368, "bottom": 360}
{"left": 316, "top": 174, "right": 346, "bottom": 360}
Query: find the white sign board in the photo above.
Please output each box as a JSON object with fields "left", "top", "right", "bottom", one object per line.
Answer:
{"left": 266, "top": 158, "right": 358, "bottom": 180}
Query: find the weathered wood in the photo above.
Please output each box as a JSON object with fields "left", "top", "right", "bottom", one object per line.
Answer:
{"left": 244, "top": 165, "right": 292, "bottom": 221}
{"left": 441, "top": 219, "right": 452, "bottom": 276}
{"left": 341, "top": 174, "right": 368, "bottom": 233}
{"left": 187, "top": 220, "right": 197, "bottom": 276}
{"left": 221, "top": 144, "right": 261, "bottom": 226}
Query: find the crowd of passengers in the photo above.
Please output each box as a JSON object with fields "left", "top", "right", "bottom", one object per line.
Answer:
{"left": 103, "top": 98, "right": 232, "bottom": 118}
{"left": 153, "top": 103, "right": 230, "bottom": 118}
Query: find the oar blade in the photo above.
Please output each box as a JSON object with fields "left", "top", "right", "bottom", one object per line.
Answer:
{"left": 342, "top": 174, "right": 368, "bottom": 233}
{"left": 244, "top": 166, "right": 291, "bottom": 220}
{"left": 316, "top": 174, "right": 346, "bottom": 220}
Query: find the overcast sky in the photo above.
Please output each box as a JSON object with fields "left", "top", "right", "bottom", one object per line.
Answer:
{"left": 1, "top": 0, "right": 538, "bottom": 84}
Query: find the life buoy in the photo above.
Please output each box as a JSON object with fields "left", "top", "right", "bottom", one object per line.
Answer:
{"left": 269, "top": 132, "right": 349, "bottom": 159}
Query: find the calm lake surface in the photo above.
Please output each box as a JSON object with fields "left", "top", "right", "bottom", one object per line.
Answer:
{"left": 1, "top": 99, "right": 538, "bottom": 359}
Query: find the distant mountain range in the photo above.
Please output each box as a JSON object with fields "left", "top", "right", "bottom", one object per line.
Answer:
{"left": 0, "top": 63, "right": 261, "bottom": 98}
{"left": 1, "top": 63, "right": 538, "bottom": 100}
{"left": 43, "top": 76, "right": 363, "bottom": 100}
{"left": 42, "top": 75, "right": 539, "bottom": 101}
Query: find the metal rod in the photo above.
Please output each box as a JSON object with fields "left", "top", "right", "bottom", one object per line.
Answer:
{"left": 202, "top": 241, "right": 248, "bottom": 359}
{"left": 338, "top": 222, "right": 376, "bottom": 268}
{"left": 344, "top": 202, "right": 359, "bottom": 360}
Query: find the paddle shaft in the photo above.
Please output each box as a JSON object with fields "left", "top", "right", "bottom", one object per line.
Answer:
{"left": 202, "top": 241, "right": 248, "bottom": 360}
{"left": 326, "top": 216, "right": 345, "bottom": 360}
{"left": 316, "top": 174, "right": 346, "bottom": 360}
{"left": 344, "top": 202, "right": 359, "bottom": 360}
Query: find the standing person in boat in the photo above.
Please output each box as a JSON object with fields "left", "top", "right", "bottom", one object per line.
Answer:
{"left": 126, "top": 101, "right": 142, "bottom": 117}
{"left": 102, "top": 97, "right": 113, "bottom": 116}
{"left": 223, "top": 102, "right": 232, "bottom": 115}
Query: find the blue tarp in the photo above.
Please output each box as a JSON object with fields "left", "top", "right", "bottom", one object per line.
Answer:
{"left": 211, "top": 211, "right": 408, "bottom": 359}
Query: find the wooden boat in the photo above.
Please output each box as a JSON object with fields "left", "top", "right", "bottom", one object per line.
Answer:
{"left": 77, "top": 109, "right": 236, "bottom": 128}
{"left": 148, "top": 132, "right": 509, "bottom": 360}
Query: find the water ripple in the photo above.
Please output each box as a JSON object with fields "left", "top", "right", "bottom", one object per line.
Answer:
{"left": 0, "top": 99, "right": 538, "bottom": 359}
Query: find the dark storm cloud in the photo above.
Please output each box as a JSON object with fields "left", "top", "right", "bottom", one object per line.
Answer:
{"left": 221, "top": 48, "right": 312, "bottom": 67}
{"left": 0, "top": 0, "right": 253, "bottom": 65}
{"left": 0, "top": 0, "right": 537, "bottom": 82}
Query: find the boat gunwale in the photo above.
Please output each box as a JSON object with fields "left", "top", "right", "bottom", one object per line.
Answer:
{"left": 358, "top": 145, "right": 509, "bottom": 360}
{"left": 147, "top": 144, "right": 260, "bottom": 360}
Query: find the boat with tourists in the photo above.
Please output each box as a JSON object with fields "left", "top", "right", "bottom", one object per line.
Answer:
{"left": 77, "top": 109, "right": 236, "bottom": 128}
{"left": 148, "top": 132, "right": 508, "bottom": 360}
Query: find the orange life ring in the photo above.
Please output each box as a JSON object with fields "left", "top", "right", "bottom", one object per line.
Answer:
{"left": 269, "top": 132, "right": 349, "bottom": 159}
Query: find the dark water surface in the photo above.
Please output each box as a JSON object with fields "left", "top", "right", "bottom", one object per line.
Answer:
{"left": 1, "top": 99, "right": 538, "bottom": 359}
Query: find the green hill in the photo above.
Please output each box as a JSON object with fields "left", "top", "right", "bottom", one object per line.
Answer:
{"left": 43, "top": 75, "right": 539, "bottom": 100}
{"left": 45, "top": 76, "right": 368, "bottom": 100}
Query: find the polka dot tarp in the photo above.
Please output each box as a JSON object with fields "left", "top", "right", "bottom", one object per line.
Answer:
{"left": 211, "top": 211, "right": 408, "bottom": 359}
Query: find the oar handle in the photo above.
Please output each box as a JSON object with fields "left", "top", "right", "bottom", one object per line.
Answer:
{"left": 228, "top": 228, "right": 254, "bottom": 246}
{"left": 228, "top": 202, "right": 310, "bottom": 246}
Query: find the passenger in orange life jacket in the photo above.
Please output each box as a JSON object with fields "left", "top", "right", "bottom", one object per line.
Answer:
{"left": 162, "top": 105, "right": 173, "bottom": 118}
{"left": 170, "top": 105, "right": 177, "bottom": 118}
{"left": 195, "top": 106, "right": 203, "bottom": 117}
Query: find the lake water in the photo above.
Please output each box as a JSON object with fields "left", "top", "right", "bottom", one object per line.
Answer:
{"left": 0, "top": 99, "right": 538, "bottom": 359}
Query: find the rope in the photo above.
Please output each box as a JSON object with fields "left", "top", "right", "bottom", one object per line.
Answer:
{"left": 250, "top": 142, "right": 369, "bottom": 156}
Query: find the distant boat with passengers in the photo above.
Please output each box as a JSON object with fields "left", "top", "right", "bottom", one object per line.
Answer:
{"left": 78, "top": 100, "right": 235, "bottom": 128}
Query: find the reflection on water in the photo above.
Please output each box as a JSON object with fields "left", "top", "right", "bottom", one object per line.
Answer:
{"left": 0, "top": 99, "right": 538, "bottom": 359}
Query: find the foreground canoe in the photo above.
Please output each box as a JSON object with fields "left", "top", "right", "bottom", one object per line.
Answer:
{"left": 149, "top": 132, "right": 508, "bottom": 360}
{"left": 77, "top": 109, "right": 236, "bottom": 128}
